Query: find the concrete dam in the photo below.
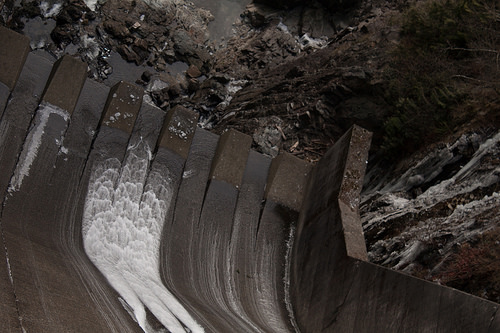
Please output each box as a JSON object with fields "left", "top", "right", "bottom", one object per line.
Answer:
{"left": 0, "top": 25, "right": 499, "bottom": 332}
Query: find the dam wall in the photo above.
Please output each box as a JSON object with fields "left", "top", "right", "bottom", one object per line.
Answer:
{"left": 0, "top": 25, "right": 498, "bottom": 332}
{"left": 291, "top": 126, "right": 499, "bottom": 332}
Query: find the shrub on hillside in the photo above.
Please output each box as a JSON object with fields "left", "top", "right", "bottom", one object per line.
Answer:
{"left": 434, "top": 227, "right": 500, "bottom": 303}
{"left": 381, "top": 0, "right": 499, "bottom": 158}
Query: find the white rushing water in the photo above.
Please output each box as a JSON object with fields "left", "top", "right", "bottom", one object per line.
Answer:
{"left": 82, "top": 145, "right": 204, "bottom": 333}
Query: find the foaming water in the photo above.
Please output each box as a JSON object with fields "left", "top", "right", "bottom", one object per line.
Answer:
{"left": 82, "top": 145, "right": 204, "bottom": 333}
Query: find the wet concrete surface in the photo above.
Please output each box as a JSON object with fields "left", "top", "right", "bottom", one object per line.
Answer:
{"left": 0, "top": 56, "right": 142, "bottom": 332}
{"left": 228, "top": 150, "right": 272, "bottom": 331}
{"left": 0, "top": 25, "right": 30, "bottom": 91}
{"left": 159, "top": 105, "right": 199, "bottom": 160}
{"left": 0, "top": 51, "right": 53, "bottom": 198}
{"left": 161, "top": 128, "right": 220, "bottom": 330}
{"left": 0, "top": 246, "right": 19, "bottom": 332}
{"left": 42, "top": 55, "right": 87, "bottom": 113}
{"left": 0, "top": 82, "right": 9, "bottom": 117}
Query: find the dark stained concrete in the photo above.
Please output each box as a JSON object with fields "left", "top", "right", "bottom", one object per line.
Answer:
{"left": 160, "top": 136, "right": 309, "bottom": 332}
{"left": 102, "top": 81, "right": 143, "bottom": 132}
{"left": 42, "top": 55, "right": 87, "bottom": 113}
{"left": 228, "top": 150, "right": 271, "bottom": 331}
{"left": 0, "top": 240, "right": 19, "bottom": 332}
{"left": 0, "top": 31, "right": 28, "bottom": 330}
{"left": 183, "top": 130, "right": 253, "bottom": 331}
{"left": 0, "top": 26, "right": 30, "bottom": 91}
{"left": 155, "top": 106, "right": 199, "bottom": 226}
{"left": 159, "top": 105, "right": 199, "bottom": 159}
{"left": 265, "top": 151, "right": 312, "bottom": 211}
{"left": 161, "top": 128, "right": 220, "bottom": 329}
{"left": 253, "top": 151, "right": 311, "bottom": 332}
{"left": 0, "top": 62, "right": 143, "bottom": 332}
{"left": 0, "top": 52, "right": 53, "bottom": 197}
{"left": 0, "top": 82, "right": 10, "bottom": 116}
{"left": 156, "top": 107, "right": 200, "bottom": 301}
{"left": 209, "top": 129, "right": 252, "bottom": 187}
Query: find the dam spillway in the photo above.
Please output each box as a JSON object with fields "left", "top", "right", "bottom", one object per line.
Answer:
{"left": 0, "top": 25, "right": 499, "bottom": 333}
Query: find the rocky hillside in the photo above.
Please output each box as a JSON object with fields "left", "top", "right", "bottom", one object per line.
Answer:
{"left": 1, "top": 0, "right": 499, "bottom": 303}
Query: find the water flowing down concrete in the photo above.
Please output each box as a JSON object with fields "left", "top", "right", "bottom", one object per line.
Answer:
{"left": 0, "top": 25, "right": 499, "bottom": 333}
{"left": 83, "top": 151, "right": 204, "bottom": 333}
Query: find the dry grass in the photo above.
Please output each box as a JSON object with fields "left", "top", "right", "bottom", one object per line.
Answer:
{"left": 435, "top": 227, "right": 500, "bottom": 303}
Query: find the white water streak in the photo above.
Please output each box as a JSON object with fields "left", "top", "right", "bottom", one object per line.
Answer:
{"left": 8, "top": 103, "right": 69, "bottom": 193}
{"left": 225, "top": 212, "right": 263, "bottom": 333}
{"left": 39, "top": 1, "right": 62, "bottom": 18}
{"left": 256, "top": 242, "right": 289, "bottom": 333}
{"left": 284, "top": 226, "right": 300, "bottom": 333}
{"left": 82, "top": 146, "right": 204, "bottom": 333}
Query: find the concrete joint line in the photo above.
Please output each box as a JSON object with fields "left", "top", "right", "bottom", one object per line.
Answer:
{"left": 488, "top": 307, "right": 498, "bottom": 331}
{"left": 323, "top": 270, "right": 356, "bottom": 331}
{"left": 284, "top": 226, "right": 300, "bottom": 333}
{"left": 0, "top": 207, "right": 26, "bottom": 332}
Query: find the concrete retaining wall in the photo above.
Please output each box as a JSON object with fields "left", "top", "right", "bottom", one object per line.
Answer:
{"left": 292, "top": 125, "right": 500, "bottom": 332}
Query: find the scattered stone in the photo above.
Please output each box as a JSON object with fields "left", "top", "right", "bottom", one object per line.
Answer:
{"left": 253, "top": 119, "right": 283, "bottom": 157}
{"left": 103, "top": 20, "right": 130, "bottom": 39}
{"left": 141, "top": 70, "right": 152, "bottom": 83}
{"left": 186, "top": 64, "right": 201, "bottom": 78}
{"left": 245, "top": 4, "right": 267, "bottom": 28}
{"left": 131, "top": 21, "right": 141, "bottom": 30}
{"left": 285, "top": 66, "right": 305, "bottom": 79}
{"left": 187, "top": 77, "right": 200, "bottom": 93}
{"left": 360, "top": 23, "right": 369, "bottom": 34}
{"left": 162, "top": 49, "right": 176, "bottom": 64}
{"left": 172, "top": 29, "right": 211, "bottom": 72}
{"left": 116, "top": 44, "right": 142, "bottom": 64}
{"left": 212, "top": 73, "right": 231, "bottom": 84}
{"left": 84, "top": 11, "right": 96, "bottom": 21}
{"left": 151, "top": 88, "right": 170, "bottom": 109}
{"left": 50, "top": 25, "right": 74, "bottom": 45}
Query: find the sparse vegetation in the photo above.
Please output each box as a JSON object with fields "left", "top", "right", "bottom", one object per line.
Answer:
{"left": 382, "top": 0, "right": 500, "bottom": 158}
{"left": 435, "top": 227, "right": 500, "bottom": 303}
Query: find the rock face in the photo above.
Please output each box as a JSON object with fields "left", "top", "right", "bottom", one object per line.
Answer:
{"left": 362, "top": 130, "right": 500, "bottom": 303}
